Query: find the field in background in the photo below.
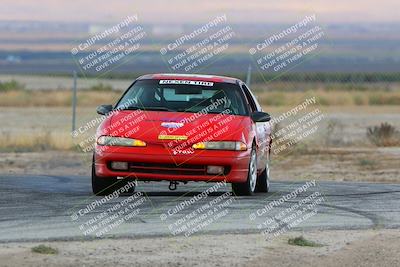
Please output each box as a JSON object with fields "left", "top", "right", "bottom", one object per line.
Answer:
{"left": 1, "top": 74, "right": 400, "bottom": 150}
{"left": 2, "top": 88, "right": 400, "bottom": 107}
{"left": 1, "top": 104, "right": 400, "bottom": 151}
{"left": 2, "top": 74, "right": 400, "bottom": 107}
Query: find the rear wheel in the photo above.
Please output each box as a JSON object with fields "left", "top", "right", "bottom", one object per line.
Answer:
{"left": 232, "top": 147, "right": 257, "bottom": 196}
{"left": 255, "top": 159, "right": 270, "bottom": 193}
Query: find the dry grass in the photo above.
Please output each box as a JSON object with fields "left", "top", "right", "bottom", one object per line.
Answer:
{"left": 0, "top": 90, "right": 121, "bottom": 107}
{"left": 0, "top": 131, "right": 76, "bottom": 152}
{"left": 1, "top": 82, "right": 400, "bottom": 107}
{"left": 0, "top": 89, "right": 394, "bottom": 107}
{"left": 31, "top": 244, "right": 58, "bottom": 255}
{"left": 271, "top": 147, "right": 400, "bottom": 183}
{"left": 257, "top": 90, "right": 400, "bottom": 106}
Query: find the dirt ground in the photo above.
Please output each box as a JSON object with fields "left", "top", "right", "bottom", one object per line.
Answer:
{"left": 273, "top": 146, "right": 400, "bottom": 183}
{"left": 0, "top": 229, "right": 398, "bottom": 267}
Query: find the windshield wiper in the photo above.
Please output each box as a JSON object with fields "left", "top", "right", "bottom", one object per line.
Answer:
{"left": 119, "top": 106, "right": 175, "bottom": 112}
{"left": 206, "top": 110, "right": 230, "bottom": 114}
{"left": 143, "top": 106, "right": 176, "bottom": 112}
{"left": 176, "top": 108, "right": 196, "bottom": 112}
{"left": 175, "top": 108, "right": 233, "bottom": 114}
{"left": 118, "top": 106, "right": 142, "bottom": 111}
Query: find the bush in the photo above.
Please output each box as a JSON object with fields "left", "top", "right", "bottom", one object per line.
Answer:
{"left": 89, "top": 83, "right": 113, "bottom": 91}
{"left": 31, "top": 244, "right": 58, "bottom": 254}
{"left": 325, "top": 119, "right": 344, "bottom": 146}
{"left": 0, "top": 80, "right": 25, "bottom": 91}
{"left": 369, "top": 94, "right": 400, "bottom": 105}
{"left": 353, "top": 95, "right": 366, "bottom": 105}
{"left": 288, "top": 236, "right": 323, "bottom": 247}
{"left": 358, "top": 158, "right": 377, "bottom": 169}
{"left": 316, "top": 96, "right": 330, "bottom": 106}
{"left": 366, "top": 122, "right": 400, "bottom": 146}
{"left": 261, "top": 92, "right": 287, "bottom": 106}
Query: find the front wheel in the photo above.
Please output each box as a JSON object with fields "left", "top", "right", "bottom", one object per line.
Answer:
{"left": 232, "top": 147, "right": 257, "bottom": 196}
{"left": 92, "top": 156, "right": 118, "bottom": 196}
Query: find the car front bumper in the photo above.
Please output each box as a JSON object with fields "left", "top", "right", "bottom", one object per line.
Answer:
{"left": 94, "top": 146, "right": 250, "bottom": 183}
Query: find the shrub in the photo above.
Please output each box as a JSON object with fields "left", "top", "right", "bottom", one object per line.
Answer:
{"left": 366, "top": 122, "right": 400, "bottom": 146}
{"left": 31, "top": 244, "right": 58, "bottom": 254}
{"left": 369, "top": 94, "right": 400, "bottom": 105}
{"left": 358, "top": 158, "right": 377, "bottom": 169}
{"left": 0, "top": 80, "right": 25, "bottom": 91}
{"left": 261, "top": 92, "right": 287, "bottom": 106}
{"left": 325, "top": 119, "right": 344, "bottom": 146}
{"left": 353, "top": 95, "right": 366, "bottom": 105}
{"left": 89, "top": 83, "right": 113, "bottom": 91}
{"left": 316, "top": 96, "right": 330, "bottom": 106}
{"left": 288, "top": 236, "right": 323, "bottom": 247}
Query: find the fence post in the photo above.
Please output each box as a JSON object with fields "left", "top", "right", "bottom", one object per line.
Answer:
{"left": 246, "top": 64, "right": 252, "bottom": 86}
{"left": 72, "top": 70, "right": 77, "bottom": 132}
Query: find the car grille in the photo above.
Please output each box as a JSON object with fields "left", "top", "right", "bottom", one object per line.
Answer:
{"left": 124, "top": 162, "right": 230, "bottom": 176}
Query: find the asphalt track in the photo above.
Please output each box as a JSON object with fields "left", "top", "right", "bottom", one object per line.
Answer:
{"left": 0, "top": 174, "right": 399, "bottom": 242}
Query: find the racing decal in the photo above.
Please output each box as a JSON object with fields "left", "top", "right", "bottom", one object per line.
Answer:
{"left": 159, "top": 80, "right": 214, "bottom": 86}
{"left": 172, "top": 148, "right": 194, "bottom": 155}
{"left": 159, "top": 74, "right": 214, "bottom": 78}
{"left": 158, "top": 135, "right": 188, "bottom": 140}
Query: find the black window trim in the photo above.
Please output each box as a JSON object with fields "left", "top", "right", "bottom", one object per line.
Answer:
{"left": 240, "top": 82, "right": 259, "bottom": 112}
{"left": 114, "top": 79, "right": 140, "bottom": 108}
{"left": 114, "top": 79, "right": 251, "bottom": 116}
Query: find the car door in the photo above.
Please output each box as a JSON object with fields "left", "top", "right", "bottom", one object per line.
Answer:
{"left": 241, "top": 83, "right": 270, "bottom": 169}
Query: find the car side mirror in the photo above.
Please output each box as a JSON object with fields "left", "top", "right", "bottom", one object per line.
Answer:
{"left": 251, "top": 111, "right": 271, "bottom": 122}
{"left": 96, "top": 104, "right": 113, "bottom": 115}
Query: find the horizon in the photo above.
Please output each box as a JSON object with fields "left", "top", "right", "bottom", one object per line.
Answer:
{"left": 2, "top": 0, "right": 400, "bottom": 24}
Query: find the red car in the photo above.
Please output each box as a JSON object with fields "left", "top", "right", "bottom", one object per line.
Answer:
{"left": 93, "top": 73, "right": 272, "bottom": 196}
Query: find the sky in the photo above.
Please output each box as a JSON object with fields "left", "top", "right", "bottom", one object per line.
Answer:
{"left": 1, "top": 0, "right": 399, "bottom": 24}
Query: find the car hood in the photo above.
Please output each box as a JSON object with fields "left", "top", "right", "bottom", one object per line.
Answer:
{"left": 107, "top": 110, "right": 249, "bottom": 148}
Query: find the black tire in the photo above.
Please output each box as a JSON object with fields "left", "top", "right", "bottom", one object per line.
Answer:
{"left": 232, "top": 147, "right": 257, "bottom": 196}
{"left": 91, "top": 156, "right": 119, "bottom": 196}
{"left": 255, "top": 159, "right": 270, "bottom": 193}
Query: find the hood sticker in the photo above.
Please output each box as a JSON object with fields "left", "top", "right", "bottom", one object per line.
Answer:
{"left": 161, "top": 122, "right": 184, "bottom": 129}
{"left": 158, "top": 135, "right": 188, "bottom": 140}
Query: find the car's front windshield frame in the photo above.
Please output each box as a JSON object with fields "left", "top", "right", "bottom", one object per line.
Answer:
{"left": 114, "top": 79, "right": 249, "bottom": 116}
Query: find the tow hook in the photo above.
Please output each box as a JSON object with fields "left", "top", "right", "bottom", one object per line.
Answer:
{"left": 169, "top": 181, "right": 178, "bottom": 191}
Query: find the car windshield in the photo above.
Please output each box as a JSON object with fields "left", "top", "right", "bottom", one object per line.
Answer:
{"left": 115, "top": 79, "right": 248, "bottom": 115}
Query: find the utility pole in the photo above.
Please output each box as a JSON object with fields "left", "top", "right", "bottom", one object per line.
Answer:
{"left": 72, "top": 70, "right": 77, "bottom": 132}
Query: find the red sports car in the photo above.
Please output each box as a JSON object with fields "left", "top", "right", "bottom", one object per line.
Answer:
{"left": 93, "top": 73, "right": 272, "bottom": 196}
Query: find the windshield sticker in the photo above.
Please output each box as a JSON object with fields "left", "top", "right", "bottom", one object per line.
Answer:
{"left": 159, "top": 80, "right": 214, "bottom": 86}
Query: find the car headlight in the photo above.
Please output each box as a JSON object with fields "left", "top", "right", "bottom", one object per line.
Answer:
{"left": 97, "top": 136, "right": 146, "bottom": 147}
{"left": 192, "top": 141, "right": 247, "bottom": 151}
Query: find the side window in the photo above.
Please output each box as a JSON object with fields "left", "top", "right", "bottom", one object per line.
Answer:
{"left": 241, "top": 84, "right": 259, "bottom": 112}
